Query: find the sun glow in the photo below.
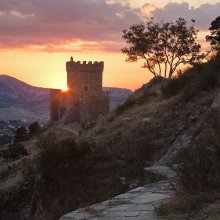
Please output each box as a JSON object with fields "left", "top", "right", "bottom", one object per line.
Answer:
{"left": 61, "top": 85, "right": 68, "bottom": 92}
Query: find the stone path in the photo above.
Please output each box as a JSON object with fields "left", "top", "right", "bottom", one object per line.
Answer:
{"left": 144, "top": 166, "right": 176, "bottom": 179}
{"left": 60, "top": 166, "right": 175, "bottom": 220}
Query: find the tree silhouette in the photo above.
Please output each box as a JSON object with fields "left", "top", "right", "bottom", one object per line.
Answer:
{"left": 122, "top": 18, "right": 201, "bottom": 78}
{"left": 206, "top": 16, "right": 220, "bottom": 52}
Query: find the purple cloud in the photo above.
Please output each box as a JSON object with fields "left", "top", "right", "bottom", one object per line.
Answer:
{"left": 0, "top": 0, "right": 140, "bottom": 51}
{"left": 150, "top": 2, "right": 220, "bottom": 31}
{"left": 1, "top": 1, "right": 219, "bottom": 52}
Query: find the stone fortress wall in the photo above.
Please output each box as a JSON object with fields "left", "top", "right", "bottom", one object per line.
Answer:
{"left": 50, "top": 57, "right": 109, "bottom": 125}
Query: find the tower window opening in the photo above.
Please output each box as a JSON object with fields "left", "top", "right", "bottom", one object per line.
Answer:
{"left": 84, "top": 85, "right": 89, "bottom": 91}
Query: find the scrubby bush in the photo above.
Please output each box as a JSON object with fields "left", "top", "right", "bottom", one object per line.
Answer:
{"left": 155, "top": 192, "right": 220, "bottom": 218}
{"left": 162, "top": 77, "right": 183, "bottom": 98}
{"left": 13, "top": 122, "right": 43, "bottom": 144}
{"left": 162, "top": 54, "right": 220, "bottom": 101}
{"left": 2, "top": 134, "right": 136, "bottom": 220}
{"left": 0, "top": 143, "right": 28, "bottom": 162}
{"left": 38, "top": 132, "right": 57, "bottom": 149}
{"left": 156, "top": 127, "right": 220, "bottom": 218}
{"left": 115, "top": 97, "right": 136, "bottom": 115}
{"left": 135, "top": 90, "right": 158, "bottom": 105}
{"left": 8, "top": 144, "right": 28, "bottom": 160}
{"left": 29, "top": 122, "right": 41, "bottom": 136}
{"left": 26, "top": 134, "right": 138, "bottom": 219}
{"left": 115, "top": 85, "right": 158, "bottom": 116}
{"left": 174, "top": 129, "right": 220, "bottom": 192}
{"left": 14, "top": 126, "right": 27, "bottom": 143}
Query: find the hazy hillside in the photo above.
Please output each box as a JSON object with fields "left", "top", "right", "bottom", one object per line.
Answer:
{"left": 0, "top": 75, "right": 132, "bottom": 121}
{"left": 0, "top": 75, "right": 49, "bottom": 121}
{"left": 103, "top": 87, "right": 133, "bottom": 110}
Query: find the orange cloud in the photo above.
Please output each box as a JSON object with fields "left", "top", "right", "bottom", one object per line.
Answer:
{"left": 0, "top": 0, "right": 140, "bottom": 52}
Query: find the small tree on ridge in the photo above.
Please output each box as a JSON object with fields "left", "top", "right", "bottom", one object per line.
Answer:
{"left": 122, "top": 18, "right": 201, "bottom": 78}
{"left": 206, "top": 16, "right": 220, "bottom": 52}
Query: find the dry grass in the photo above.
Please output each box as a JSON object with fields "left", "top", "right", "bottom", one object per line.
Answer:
{"left": 155, "top": 192, "right": 220, "bottom": 220}
{"left": 80, "top": 79, "right": 176, "bottom": 168}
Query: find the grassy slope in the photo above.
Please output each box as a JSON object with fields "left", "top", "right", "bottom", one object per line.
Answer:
{"left": 1, "top": 55, "right": 220, "bottom": 220}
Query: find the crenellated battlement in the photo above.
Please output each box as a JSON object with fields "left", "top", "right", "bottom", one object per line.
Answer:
{"left": 69, "top": 60, "right": 103, "bottom": 65}
{"left": 66, "top": 60, "right": 104, "bottom": 72}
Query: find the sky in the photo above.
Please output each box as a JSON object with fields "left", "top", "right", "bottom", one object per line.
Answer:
{"left": 0, "top": 0, "right": 220, "bottom": 90}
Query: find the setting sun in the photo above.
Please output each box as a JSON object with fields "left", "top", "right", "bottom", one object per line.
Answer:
{"left": 61, "top": 85, "right": 68, "bottom": 92}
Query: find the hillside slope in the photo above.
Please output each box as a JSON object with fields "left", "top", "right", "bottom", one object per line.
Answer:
{"left": 80, "top": 56, "right": 220, "bottom": 167}
{"left": 1, "top": 55, "right": 220, "bottom": 220}
{"left": 0, "top": 75, "right": 49, "bottom": 121}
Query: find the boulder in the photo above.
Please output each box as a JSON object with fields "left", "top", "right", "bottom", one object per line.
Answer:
{"left": 142, "top": 118, "right": 151, "bottom": 123}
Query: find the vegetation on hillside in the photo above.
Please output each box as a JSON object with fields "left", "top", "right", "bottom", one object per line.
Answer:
{"left": 156, "top": 125, "right": 220, "bottom": 219}
{"left": 0, "top": 132, "right": 145, "bottom": 220}
{"left": 162, "top": 54, "right": 220, "bottom": 101}
{"left": 14, "top": 122, "right": 42, "bottom": 143}
{"left": 155, "top": 54, "right": 220, "bottom": 219}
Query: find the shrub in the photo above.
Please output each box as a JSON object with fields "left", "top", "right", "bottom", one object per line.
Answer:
{"left": 181, "top": 80, "right": 199, "bottom": 102}
{"left": 155, "top": 192, "right": 220, "bottom": 217}
{"left": 8, "top": 144, "right": 28, "bottom": 160}
{"left": 162, "top": 54, "right": 220, "bottom": 101}
{"left": 162, "top": 77, "right": 184, "bottom": 98}
{"left": 115, "top": 98, "right": 136, "bottom": 115}
{"left": 115, "top": 88, "right": 158, "bottom": 116}
{"left": 174, "top": 129, "right": 220, "bottom": 192}
{"left": 38, "top": 132, "right": 57, "bottom": 149}
{"left": 14, "top": 126, "right": 27, "bottom": 143}
{"left": 161, "top": 69, "right": 195, "bottom": 98}
{"left": 29, "top": 122, "right": 41, "bottom": 136}
{"left": 198, "top": 68, "right": 219, "bottom": 90}
{"left": 0, "top": 143, "right": 28, "bottom": 161}
{"left": 135, "top": 90, "right": 158, "bottom": 105}
{"left": 32, "top": 135, "right": 130, "bottom": 219}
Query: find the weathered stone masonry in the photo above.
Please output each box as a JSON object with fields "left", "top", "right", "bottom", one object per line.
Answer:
{"left": 50, "top": 57, "right": 109, "bottom": 124}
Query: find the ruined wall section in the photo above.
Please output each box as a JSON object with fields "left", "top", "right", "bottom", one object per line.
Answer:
{"left": 50, "top": 89, "right": 62, "bottom": 121}
{"left": 50, "top": 89, "right": 74, "bottom": 122}
{"left": 79, "top": 91, "right": 109, "bottom": 123}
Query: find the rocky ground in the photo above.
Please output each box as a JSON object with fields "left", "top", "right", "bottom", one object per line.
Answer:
{"left": 60, "top": 166, "right": 175, "bottom": 220}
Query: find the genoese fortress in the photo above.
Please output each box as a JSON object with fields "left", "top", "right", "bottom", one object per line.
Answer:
{"left": 50, "top": 57, "right": 109, "bottom": 125}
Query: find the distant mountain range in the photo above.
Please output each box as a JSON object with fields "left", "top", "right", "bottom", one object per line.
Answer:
{"left": 0, "top": 75, "right": 132, "bottom": 121}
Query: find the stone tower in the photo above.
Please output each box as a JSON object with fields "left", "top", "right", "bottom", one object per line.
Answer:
{"left": 50, "top": 57, "right": 109, "bottom": 124}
